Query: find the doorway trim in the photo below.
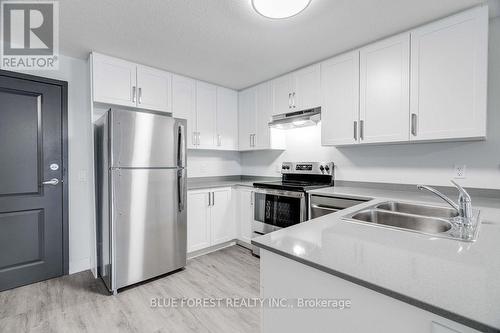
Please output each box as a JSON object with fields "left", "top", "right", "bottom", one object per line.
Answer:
{"left": 0, "top": 69, "right": 69, "bottom": 275}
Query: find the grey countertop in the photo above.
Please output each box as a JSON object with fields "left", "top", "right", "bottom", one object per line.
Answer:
{"left": 252, "top": 184, "right": 500, "bottom": 332}
{"left": 187, "top": 175, "right": 279, "bottom": 190}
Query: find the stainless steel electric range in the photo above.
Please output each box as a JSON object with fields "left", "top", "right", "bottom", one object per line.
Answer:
{"left": 251, "top": 162, "right": 334, "bottom": 255}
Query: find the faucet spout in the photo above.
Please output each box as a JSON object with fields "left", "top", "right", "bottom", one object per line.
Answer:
{"left": 417, "top": 185, "right": 460, "bottom": 212}
{"left": 417, "top": 180, "right": 473, "bottom": 224}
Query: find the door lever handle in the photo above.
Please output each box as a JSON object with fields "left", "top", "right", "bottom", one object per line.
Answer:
{"left": 42, "top": 178, "right": 59, "bottom": 186}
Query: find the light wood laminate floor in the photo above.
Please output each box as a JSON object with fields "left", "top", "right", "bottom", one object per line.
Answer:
{"left": 0, "top": 245, "right": 260, "bottom": 333}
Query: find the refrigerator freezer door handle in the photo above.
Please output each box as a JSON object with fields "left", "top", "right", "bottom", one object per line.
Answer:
{"left": 177, "top": 123, "right": 186, "bottom": 168}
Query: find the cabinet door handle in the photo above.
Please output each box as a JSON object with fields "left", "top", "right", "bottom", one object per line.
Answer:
{"left": 252, "top": 134, "right": 256, "bottom": 147}
{"left": 288, "top": 93, "right": 292, "bottom": 108}
{"left": 138, "top": 87, "right": 142, "bottom": 104}
{"left": 197, "top": 132, "right": 200, "bottom": 146}
{"left": 250, "top": 192, "right": 254, "bottom": 205}
{"left": 292, "top": 92, "right": 296, "bottom": 108}
{"left": 208, "top": 192, "right": 211, "bottom": 206}
{"left": 353, "top": 121, "right": 358, "bottom": 140}
{"left": 411, "top": 113, "right": 418, "bottom": 136}
{"left": 132, "top": 86, "right": 136, "bottom": 103}
{"left": 192, "top": 132, "right": 196, "bottom": 145}
{"left": 359, "top": 120, "right": 364, "bottom": 140}
{"left": 217, "top": 134, "right": 221, "bottom": 146}
{"left": 212, "top": 192, "right": 215, "bottom": 206}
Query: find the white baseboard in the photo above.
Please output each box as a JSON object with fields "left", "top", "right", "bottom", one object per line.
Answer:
{"left": 69, "top": 257, "right": 91, "bottom": 274}
{"left": 187, "top": 241, "right": 237, "bottom": 259}
{"left": 236, "top": 239, "right": 252, "bottom": 250}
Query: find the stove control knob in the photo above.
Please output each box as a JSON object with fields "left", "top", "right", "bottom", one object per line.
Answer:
{"left": 319, "top": 165, "right": 325, "bottom": 173}
{"left": 325, "top": 165, "right": 330, "bottom": 173}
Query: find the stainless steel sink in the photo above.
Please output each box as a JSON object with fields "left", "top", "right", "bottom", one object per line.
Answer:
{"left": 375, "top": 201, "right": 459, "bottom": 219}
{"left": 350, "top": 210, "right": 452, "bottom": 233}
{"left": 342, "top": 200, "right": 480, "bottom": 241}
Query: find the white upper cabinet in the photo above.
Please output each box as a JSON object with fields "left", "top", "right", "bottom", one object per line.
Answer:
{"left": 173, "top": 76, "right": 238, "bottom": 150}
{"left": 195, "top": 81, "right": 217, "bottom": 149}
{"left": 216, "top": 87, "right": 239, "bottom": 150}
{"left": 359, "top": 33, "right": 410, "bottom": 144}
{"left": 92, "top": 53, "right": 137, "bottom": 107}
{"left": 321, "top": 51, "right": 360, "bottom": 146}
{"left": 292, "top": 64, "right": 321, "bottom": 111}
{"left": 239, "top": 87, "right": 257, "bottom": 150}
{"left": 136, "top": 65, "right": 171, "bottom": 112}
{"left": 271, "top": 74, "right": 293, "bottom": 115}
{"left": 238, "top": 84, "right": 286, "bottom": 151}
{"left": 172, "top": 75, "right": 197, "bottom": 149}
{"left": 255, "top": 82, "right": 273, "bottom": 149}
{"left": 409, "top": 6, "right": 488, "bottom": 142}
{"left": 92, "top": 53, "right": 238, "bottom": 150}
{"left": 92, "top": 53, "right": 172, "bottom": 112}
{"left": 271, "top": 65, "right": 321, "bottom": 115}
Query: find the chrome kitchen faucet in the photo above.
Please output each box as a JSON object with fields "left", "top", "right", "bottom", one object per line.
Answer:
{"left": 417, "top": 180, "right": 473, "bottom": 225}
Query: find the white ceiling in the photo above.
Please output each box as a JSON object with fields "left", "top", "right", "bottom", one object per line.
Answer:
{"left": 60, "top": 0, "right": 496, "bottom": 90}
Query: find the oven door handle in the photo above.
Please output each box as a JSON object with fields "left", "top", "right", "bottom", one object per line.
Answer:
{"left": 253, "top": 187, "right": 305, "bottom": 198}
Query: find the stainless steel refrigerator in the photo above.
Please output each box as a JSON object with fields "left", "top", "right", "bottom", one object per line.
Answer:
{"left": 94, "top": 109, "right": 187, "bottom": 294}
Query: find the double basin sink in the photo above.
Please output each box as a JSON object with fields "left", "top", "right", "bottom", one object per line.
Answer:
{"left": 342, "top": 201, "right": 480, "bottom": 241}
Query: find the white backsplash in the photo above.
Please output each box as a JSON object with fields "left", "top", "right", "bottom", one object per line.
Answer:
{"left": 187, "top": 150, "right": 241, "bottom": 178}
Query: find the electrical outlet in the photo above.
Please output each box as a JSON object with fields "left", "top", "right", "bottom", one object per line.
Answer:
{"left": 78, "top": 170, "right": 88, "bottom": 182}
{"left": 454, "top": 165, "right": 466, "bottom": 179}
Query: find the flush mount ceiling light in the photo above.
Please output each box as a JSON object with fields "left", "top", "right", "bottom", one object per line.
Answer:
{"left": 252, "top": 0, "right": 312, "bottom": 19}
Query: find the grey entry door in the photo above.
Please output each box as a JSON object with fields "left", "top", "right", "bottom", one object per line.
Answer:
{"left": 0, "top": 72, "right": 67, "bottom": 291}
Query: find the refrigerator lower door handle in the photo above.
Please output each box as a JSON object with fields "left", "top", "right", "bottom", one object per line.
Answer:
{"left": 178, "top": 169, "right": 185, "bottom": 212}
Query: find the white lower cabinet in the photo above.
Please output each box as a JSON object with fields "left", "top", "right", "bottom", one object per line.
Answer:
{"left": 260, "top": 249, "right": 481, "bottom": 333}
{"left": 235, "top": 187, "right": 254, "bottom": 244}
{"left": 186, "top": 190, "right": 211, "bottom": 252}
{"left": 210, "top": 188, "right": 235, "bottom": 244}
{"left": 187, "top": 187, "right": 235, "bottom": 253}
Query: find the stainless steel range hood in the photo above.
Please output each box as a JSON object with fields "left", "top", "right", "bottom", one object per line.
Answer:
{"left": 268, "top": 107, "right": 321, "bottom": 129}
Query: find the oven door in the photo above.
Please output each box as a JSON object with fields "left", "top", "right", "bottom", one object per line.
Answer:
{"left": 253, "top": 188, "right": 307, "bottom": 230}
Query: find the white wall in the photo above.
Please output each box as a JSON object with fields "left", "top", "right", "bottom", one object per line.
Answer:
{"left": 187, "top": 150, "right": 241, "bottom": 178}
{"left": 241, "top": 17, "right": 500, "bottom": 190}
{"left": 14, "top": 55, "right": 94, "bottom": 273}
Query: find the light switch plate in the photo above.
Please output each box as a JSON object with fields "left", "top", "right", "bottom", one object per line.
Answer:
{"left": 454, "top": 165, "right": 466, "bottom": 179}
